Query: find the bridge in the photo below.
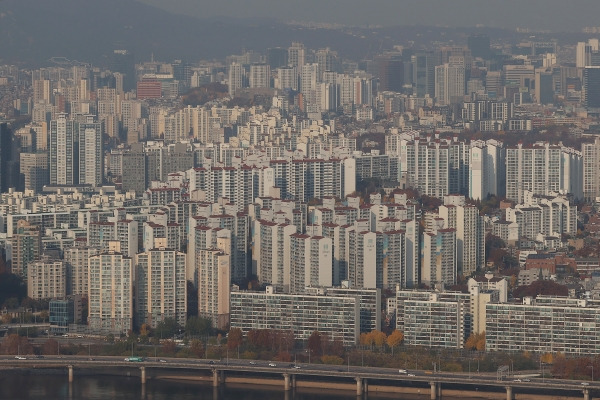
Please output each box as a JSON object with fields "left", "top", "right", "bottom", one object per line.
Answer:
{"left": 0, "top": 355, "right": 597, "bottom": 400}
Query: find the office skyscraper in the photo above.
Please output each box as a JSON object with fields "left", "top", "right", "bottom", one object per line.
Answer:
{"left": 435, "top": 63, "right": 465, "bottom": 106}
{"left": 584, "top": 66, "right": 600, "bottom": 108}
{"left": 267, "top": 47, "right": 288, "bottom": 69}
{"left": 411, "top": 51, "right": 438, "bottom": 97}
{"left": 468, "top": 34, "right": 491, "bottom": 59}
{"left": 110, "top": 49, "right": 135, "bottom": 92}
{"left": 375, "top": 54, "right": 404, "bottom": 92}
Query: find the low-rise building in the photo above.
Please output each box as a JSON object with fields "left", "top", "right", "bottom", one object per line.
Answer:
{"left": 486, "top": 296, "right": 600, "bottom": 355}
{"left": 230, "top": 286, "right": 360, "bottom": 346}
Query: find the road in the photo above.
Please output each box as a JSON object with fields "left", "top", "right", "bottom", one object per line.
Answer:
{"left": 0, "top": 354, "right": 596, "bottom": 392}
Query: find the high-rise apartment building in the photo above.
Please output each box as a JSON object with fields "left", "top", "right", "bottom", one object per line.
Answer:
{"left": 288, "top": 42, "right": 305, "bottom": 69}
{"left": 505, "top": 142, "right": 583, "bottom": 203}
{"left": 78, "top": 115, "right": 103, "bottom": 186}
{"left": 197, "top": 248, "right": 230, "bottom": 329}
{"left": 64, "top": 246, "right": 100, "bottom": 296}
{"left": 439, "top": 196, "right": 485, "bottom": 278}
{"left": 27, "top": 257, "right": 67, "bottom": 300}
{"left": 421, "top": 228, "right": 456, "bottom": 287}
{"left": 289, "top": 233, "right": 333, "bottom": 293}
{"left": 249, "top": 63, "right": 270, "bottom": 89}
{"left": 228, "top": 62, "right": 244, "bottom": 96}
{"left": 10, "top": 219, "right": 42, "bottom": 277}
{"left": 136, "top": 248, "right": 187, "bottom": 328}
{"left": 88, "top": 251, "right": 133, "bottom": 335}
{"left": 20, "top": 152, "right": 49, "bottom": 193}
{"left": 582, "top": 137, "right": 600, "bottom": 201}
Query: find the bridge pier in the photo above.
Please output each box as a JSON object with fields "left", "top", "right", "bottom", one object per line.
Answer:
{"left": 212, "top": 369, "right": 219, "bottom": 387}
{"left": 220, "top": 370, "right": 225, "bottom": 384}
{"left": 355, "top": 377, "right": 363, "bottom": 395}
{"left": 583, "top": 388, "right": 590, "bottom": 400}
{"left": 429, "top": 382, "right": 438, "bottom": 400}
{"left": 283, "top": 373, "right": 291, "bottom": 391}
{"left": 68, "top": 365, "right": 73, "bottom": 383}
{"left": 505, "top": 386, "right": 513, "bottom": 400}
{"left": 140, "top": 366, "right": 146, "bottom": 384}
{"left": 292, "top": 374, "right": 296, "bottom": 389}
{"left": 364, "top": 379, "right": 368, "bottom": 394}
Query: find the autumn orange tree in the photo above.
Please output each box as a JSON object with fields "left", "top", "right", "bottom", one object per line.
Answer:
{"left": 465, "top": 331, "right": 486, "bottom": 351}
{"left": 386, "top": 330, "right": 404, "bottom": 355}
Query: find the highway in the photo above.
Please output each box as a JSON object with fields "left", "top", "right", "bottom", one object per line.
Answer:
{"left": 0, "top": 354, "right": 596, "bottom": 393}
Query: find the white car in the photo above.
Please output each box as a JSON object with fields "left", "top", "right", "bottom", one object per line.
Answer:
{"left": 398, "top": 369, "right": 407, "bottom": 374}
{"left": 407, "top": 373, "right": 416, "bottom": 377}
{"left": 15, "top": 356, "right": 26, "bottom": 360}
{"left": 249, "top": 361, "right": 257, "bottom": 365}
{"left": 268, "top": 362, "right": 277, "bottom": 367}
{"left": 582, "top": 382, "right": 590, "bottom": 386}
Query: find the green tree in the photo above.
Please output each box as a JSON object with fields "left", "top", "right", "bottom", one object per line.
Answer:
{"left": 185, "top": 316, "right": 212, "bottom": 338}
{"left": 155, "top": 317, "right": 180, "bottom": 339}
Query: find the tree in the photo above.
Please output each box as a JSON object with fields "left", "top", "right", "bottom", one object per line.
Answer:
{"left": 465, "top": 332, "right": 486, "bottom": 351}
{"left": 185, "top": 316, "right": 212, "bottom": 338}
{"left": 386, "top": 330, "right": 404, "bottom": 354}
{"left": 154, "top": 317, "right": 180, "bottom": 339}
{"left": 1, "top": 334, "right": 33, "bottom": 355}
{"left": 42, "top": 338, "right": 58, "bottom": 355}
{"left": 227, "top": 328, "right": 243, "bottom": 350}
{"left": 476, "top": 332, "right": 486, "bottom": 351}
{"left": 513, "top": 280, "right": 569, "bottom": 298}
{"left": 308, "top": 331, "right": 322, "bottom": 357}
{"left": 161, "top": 340, "right": 177, "bottom": 356}
{"left": 190, "top": 339, "right": 205, "bottom": 358}
{"left": 371, "top": 330, "right": 387, "bottom": 349}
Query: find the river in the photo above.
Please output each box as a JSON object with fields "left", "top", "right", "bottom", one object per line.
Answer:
{"left": 0, "top": 372, "right": 449, "bottom": 400}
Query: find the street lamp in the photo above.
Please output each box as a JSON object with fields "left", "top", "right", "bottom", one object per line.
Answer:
{"left": 589, "top": 364, "right": 594, "bottom": 382}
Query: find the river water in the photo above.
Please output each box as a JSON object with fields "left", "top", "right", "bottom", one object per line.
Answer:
{"left": 0, "top": 373, "right": 444, "bottom": 400}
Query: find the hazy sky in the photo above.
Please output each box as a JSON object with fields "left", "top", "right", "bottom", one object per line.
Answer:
{"left": 135, "top": 0, "right": 600, "bottom": 31}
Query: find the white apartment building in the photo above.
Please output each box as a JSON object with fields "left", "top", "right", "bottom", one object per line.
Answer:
{"left": 27, "top": 258, "right": 67, "bottom": 300}
{"left": 505, "top": 142, "right": 583, "bottom": 203}
{"left": 439, "top": 195, "right": 485, "bottom": 278}
{"left": 64, "top": 246, "right": 100, "bottom": 296}
{"left": 421, "top": 228, "right": 457, "bottom": 287}
{"left": 197, "top": 248, "right": 230, "bottom": 330}
{"left": 136, "top": 247, "right": 187, "bottom": 328}
{"left": 88, "top": 251, "right": 133, "bottom": 335}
